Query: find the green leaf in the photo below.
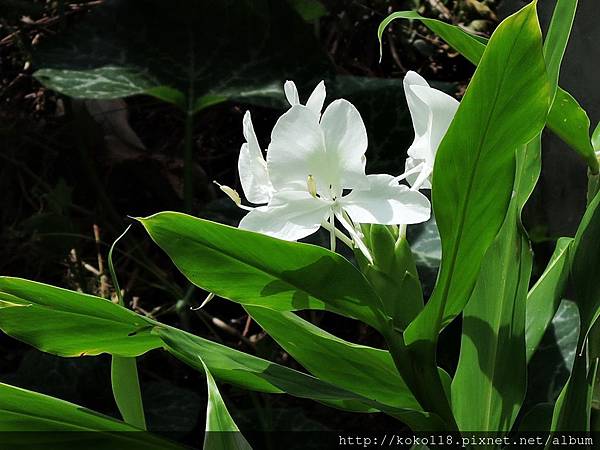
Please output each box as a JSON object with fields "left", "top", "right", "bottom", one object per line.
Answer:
{"left": 0, "top": 277, "right": 161, "bottom": 357}
{"left": 569, "top": 190, "right": 600, "bottom": 340}
{"left": 244, "top": 306, "right": 449, "bottom": 431}
{"left": 549, "top": 352, "right": 598, "bottom": 433}
{"left": 543, "top": 0, "right": 578, "bottom": 99}
{"left": 0, "top": 383, "right": 182, "bottom": 449}
{"left": 592, "top": 121, "right": 600, "bottom": 151}
{"left": 201, "top": 361, "right": 252, "bottom": 450}
{"left": 245, "top": 306, "right": 418, "bottom": 410}
{"left": 107, "top": 224, "right": 147, "bottom": 430}
{"left": 0, "top": 276, "right": 387, "bottom": 417}
{"left": 452, "top": 132, "right": 544, "bottom": 432}
{"left": 378, "top": 11, "right": 487, "bottom": 66}
{"left": 156, "top": 324, "right": 444, "bottom": 431}
{"left": 286, "top": 0, "right": 327, "bottom": 23}
{"left": 157, "top": 324, "right": 448, "bottom": 432}
{"left": 33, "top": 0, "right": 329, "bottom": 112}
{"left": 406, "top": 2, "right": 550, "bottom": 342}
{"left": 525, "top": 238, "right": 573, "bottom": 362}
{"left": 527, "top": 300, "right": 580, "bottom": 406}
{"left": 378, "top": 7, "right": 599, "bottom": 174}
{"left": 154, "top": 325, "right": 376, "bottom": 413}
{"left": 522, "top": 0, "right": 579, "bottom": 363}
{"left": 111, "top": 356, "right": 147, "bottom": 430}
{"left": 546, "top": 89, "right": 599, "bottom": 173}
{"left": 399, "top": 3, "right": 550, "bottom": 428}
{"left": 139, "top": 212, "right": 386, "bottom": 330}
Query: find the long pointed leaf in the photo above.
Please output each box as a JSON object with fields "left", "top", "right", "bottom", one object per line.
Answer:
{"left": 245, "top": 306, "right": 418, "bottom": 409}
{"left": 398, "top": 3, "right": 550, "bottom": 428}
{"left": 0, "top": 277, "right": 160, "bottom": 357}
{"left": 245, "top": 306, "right": 452, "bottom": 431}
{"left": 201, "top": 361, "right": 252, "bottom": 450}
{"left": 405, "top": 2, "right": 550, "bottom": 344}
{"left": 378, "top": 6, "right": 598, "bottom": 173}
{"left": 111, "top": 356, "right": 147, "bottom": 430}
{"left": 139, "top": 212, "right": 386, "bottom": 330}
{"left": 0, "top": 277, "right": 398, "bottom": 415}
{"left": 451, "top": 142, "right": 538, "bottom": 432}
{"left": 0, "top": 383, "right": 182, "bottom": 449}
{"left": 525, "top": 237, "right": 573, "bottom": 362}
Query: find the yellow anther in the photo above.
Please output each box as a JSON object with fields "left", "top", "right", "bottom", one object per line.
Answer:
{"left": 213, "top": 181, "right": 241, "bottom": 206}
{"left": 307, "top": 174, "right": 318, "bottom": 198}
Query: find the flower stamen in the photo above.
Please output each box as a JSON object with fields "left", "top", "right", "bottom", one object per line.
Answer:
{"left": 334, "top": 209, "right": 374, "bottom": 265}
{"left": 391, "top": 162, "right": 424, "bottom": 184}
{"left": 307, "top": 174, "right": 318, "bottom": 198}
{"left": 213, "top": 181, "right": 253, "bottom": 211}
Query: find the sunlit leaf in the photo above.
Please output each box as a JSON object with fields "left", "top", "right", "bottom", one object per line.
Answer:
{"left": 201, "top": 361, "right": 252, "bottom": 450}
{"left": 397, "top": 3, "right": 550, "bottom": 428}
{"left": 452, "top": 142, "right": 538, "bottom": 432}
{"left": 378, "top": 8, "right": 599, "bottom": 173}
{"left": 0, "top": 277, "right": 160, "bottom": 357}
{"left": 139, "top": 212, "right": 386, "bottom": 330}
{"left": 406, "top": 2, "right": 550, "bottom": 342}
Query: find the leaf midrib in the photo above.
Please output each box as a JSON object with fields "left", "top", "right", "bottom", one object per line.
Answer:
{"left": 434, "top": 10, "right": 529, "bottom": 331}
{"left": 146, "top": 214, "right": 382, "bottom": 326}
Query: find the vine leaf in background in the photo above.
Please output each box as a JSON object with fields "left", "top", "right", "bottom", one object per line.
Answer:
{"left": 33, "top": 0, "right": 331, "bottom": 112}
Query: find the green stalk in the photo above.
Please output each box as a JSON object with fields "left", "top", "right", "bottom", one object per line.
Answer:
{"left": 383, "top": 327, "right": 457, "bottom": 431}
{"left": 108, "top": 225, "right": 147, "bottom": 430}
{"left": 183, "top": 110, "right": 195, "bottom": 213}
{"left": 587, "top": 166, "right": 600, "bottom": 431}
{"left": 587, "top": 169, "right": 600, "bottom": 206}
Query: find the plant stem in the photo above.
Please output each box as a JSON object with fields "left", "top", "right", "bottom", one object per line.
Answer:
{"left": 108, "top": 226, "right": 146, "bottom": 430}
{"left": 383, "top": 326, "right": 458, "bottom": 431}
{"left": 587, "top": 167, "right": 600, "bottom": 431}
{"left": 183, "top": 111, "right": 195, "bottom": 213}
{"left": 587, "top": 168, "right": 600, "bottom": 206}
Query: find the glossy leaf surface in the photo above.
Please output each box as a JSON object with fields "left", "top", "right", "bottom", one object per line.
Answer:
{"left": 139, "top": 212, "right": 386, "bottom": 330}
{"left": 0, "top": 277, "right": 160, "bottom": 357}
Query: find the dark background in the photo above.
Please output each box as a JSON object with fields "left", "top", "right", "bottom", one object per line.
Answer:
{"left": 0, "top": 0, "right": 597, "bottom": 447}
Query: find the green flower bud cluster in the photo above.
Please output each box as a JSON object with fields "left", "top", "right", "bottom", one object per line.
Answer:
{"left": 355, "top": 224, "right": 424, "bottom": 331}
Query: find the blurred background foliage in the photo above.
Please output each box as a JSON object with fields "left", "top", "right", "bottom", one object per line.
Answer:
{"left": 0, "top": 0, "right": 594, "bottom": 446}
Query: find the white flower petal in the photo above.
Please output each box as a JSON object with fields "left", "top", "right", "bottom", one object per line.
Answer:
{"left": 267, "top": 105, "right": 330, "bottom": 192}
{"left": 404, "top": 156, "right": 432, "bottom": 190}
{"left": 340, "top": 174, "right": 431, "bottom": 225}
{"left": 284, "top": 80, "right": 300, "bottom": 106}
{"left": 404, "top": 71, "right": 459, "bottom": 164}
{"left": 319, "top": 99, "right": 369, "bottom": 190}
{"left": 410, "top": 85, "right": 459, "bottom": 158}
{"left": 238, "top": 111, "right": 273, "bottom": 204}
{"left": 306, "top": 80, "right": 326, "bottom": 116}
{"left": 238, "top": 190, "right": 331, "bottom": 241}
